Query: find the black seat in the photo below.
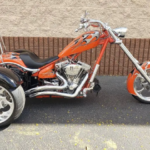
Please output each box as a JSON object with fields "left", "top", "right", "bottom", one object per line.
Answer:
{"left": 20, "top": 52, "right": 59, "bottom": 69}
{"left": 14, "top": 49, "right": 39, "bottom": 59}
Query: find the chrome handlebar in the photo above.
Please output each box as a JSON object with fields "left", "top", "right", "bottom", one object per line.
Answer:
{"left": 75, "top": 22, "right": 90, "bottom": 32}
{"left": 75, "top": 18, "right": 107, "bottom": 32}
{"left": 75, "top": 16, "right": 125, "bottom": 44}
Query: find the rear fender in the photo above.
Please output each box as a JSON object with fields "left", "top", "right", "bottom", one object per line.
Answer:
{"left": 127, "top": 62, "right": 149, "bottom": 95}
{"left": 0, "top": 67, "right": 22, "bottom": 89}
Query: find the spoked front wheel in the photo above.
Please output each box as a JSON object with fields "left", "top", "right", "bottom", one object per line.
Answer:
{"left": 133, "top": 69, "right": 150, "bottom": 103}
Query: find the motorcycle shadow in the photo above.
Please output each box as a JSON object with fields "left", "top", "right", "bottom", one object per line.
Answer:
{"left": 14, "top": 76, "right": 150, "bottom": 126}
{"left": 0, "top": 124, "right": 10, "bottom": 131}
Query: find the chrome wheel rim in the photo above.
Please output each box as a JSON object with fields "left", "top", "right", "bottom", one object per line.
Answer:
{"left": 0, "top": 86, "right": 14, "bottom": 123}
{"left": 134, "top": 69, "right": 150, "bottom": 101}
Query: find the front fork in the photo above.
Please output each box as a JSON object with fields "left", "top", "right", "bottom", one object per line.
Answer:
{"left": 83, "top": 39, "right": 150, "bottom": 97}
{"left": 119, "top": 42, "right": 150, "bottom": 84}
{"left": 107, "top": 26, "right": 150, "bottom": 83}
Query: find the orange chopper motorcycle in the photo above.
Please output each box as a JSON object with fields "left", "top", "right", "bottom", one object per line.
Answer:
{"left": 0, "top": 12, "right": 150, "bottom": 127}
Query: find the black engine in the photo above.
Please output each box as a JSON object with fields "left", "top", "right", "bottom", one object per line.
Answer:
{"left": 10, "top": 67, "right": 38, "bottom": 90}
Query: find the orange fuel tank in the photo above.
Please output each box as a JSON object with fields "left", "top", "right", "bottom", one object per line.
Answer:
{"left": 58, "top": 31, "right": 101, "bottom": 58}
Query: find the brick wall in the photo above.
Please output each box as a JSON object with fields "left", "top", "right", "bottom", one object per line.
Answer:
{"left": 2, "top": 37, "right": 150, "bottom": 76}
{"left": 0, "top": 0, "right": 150, "bottom": 38}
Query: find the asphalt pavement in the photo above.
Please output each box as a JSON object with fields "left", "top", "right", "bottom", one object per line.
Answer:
{"left": 1, "top": 76, "right": 150, "bottom": 150}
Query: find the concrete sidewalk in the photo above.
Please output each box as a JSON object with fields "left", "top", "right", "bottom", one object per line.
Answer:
{"left": 1, "top": 76, "right": 150, "bottom": 150}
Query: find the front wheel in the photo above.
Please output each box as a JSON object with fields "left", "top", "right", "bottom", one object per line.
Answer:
{"left": 132, "top": 70, "right": 150, "bottom": 103}
{"left": 132, "top": 95, "right": 150, "bottom": 104}
{"left": 127, "top": 62, "right": 150, "bottom": 104}
{"left": 0, "top": 85, "right": 25, "bottom": 127}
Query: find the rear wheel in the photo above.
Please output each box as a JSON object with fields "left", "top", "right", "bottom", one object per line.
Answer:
{"left": 132, "top": 69, "right": 150, "bottom": 103}
{"left": 0, "top": 85, "right": 25, "bottom": 127}
{"left": 12, "top": 86, "right": 26, "bottom": 119}
{"left": 0, "top": 86, "right": 15, "bottom": 127}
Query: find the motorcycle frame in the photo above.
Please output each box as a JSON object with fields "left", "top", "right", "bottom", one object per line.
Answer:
{"left": 0, "top": 18, "right": 150, "bottom": 97}
{"left": 1, "top": 30, "right": 149, "bottom": 90}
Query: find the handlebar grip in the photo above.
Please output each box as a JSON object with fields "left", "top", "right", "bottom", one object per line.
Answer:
{"left": 75, "top": 29, "right": 79, "bottom": 32}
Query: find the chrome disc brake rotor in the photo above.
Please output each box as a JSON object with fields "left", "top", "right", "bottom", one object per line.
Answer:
{"left": 134, "top": 69, "right": 150, "bottom": 101}
{"left": 0, "top": 86, "right": 14, "bottom": 123}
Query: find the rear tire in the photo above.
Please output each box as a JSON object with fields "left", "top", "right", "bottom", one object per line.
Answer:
{"left": 0, "top": 86, "right": 15, "bottom": 127}
{"left": 0, "top": 85, "right": 25, "bottom": 127}
{"left": 12, "top": 85, "right": 26, "bottom": 119}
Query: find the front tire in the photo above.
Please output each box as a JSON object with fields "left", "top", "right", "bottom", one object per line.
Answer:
{"left": 132, "top": 95, "right": 150, "bottom": 104}
{"left": 132, "top": 69, "right": 150, "bottom": 104}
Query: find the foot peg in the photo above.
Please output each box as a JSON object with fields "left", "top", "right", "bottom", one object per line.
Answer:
{"left": 83, "top": 78, "right": 101, "bottom": 97}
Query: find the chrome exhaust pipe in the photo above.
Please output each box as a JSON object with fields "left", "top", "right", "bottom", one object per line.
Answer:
{"left": 28, "top": 73, "right": 88, "bottom": 98}
{"left": 25, "top": 72, "right": 68, "bottom": 95}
